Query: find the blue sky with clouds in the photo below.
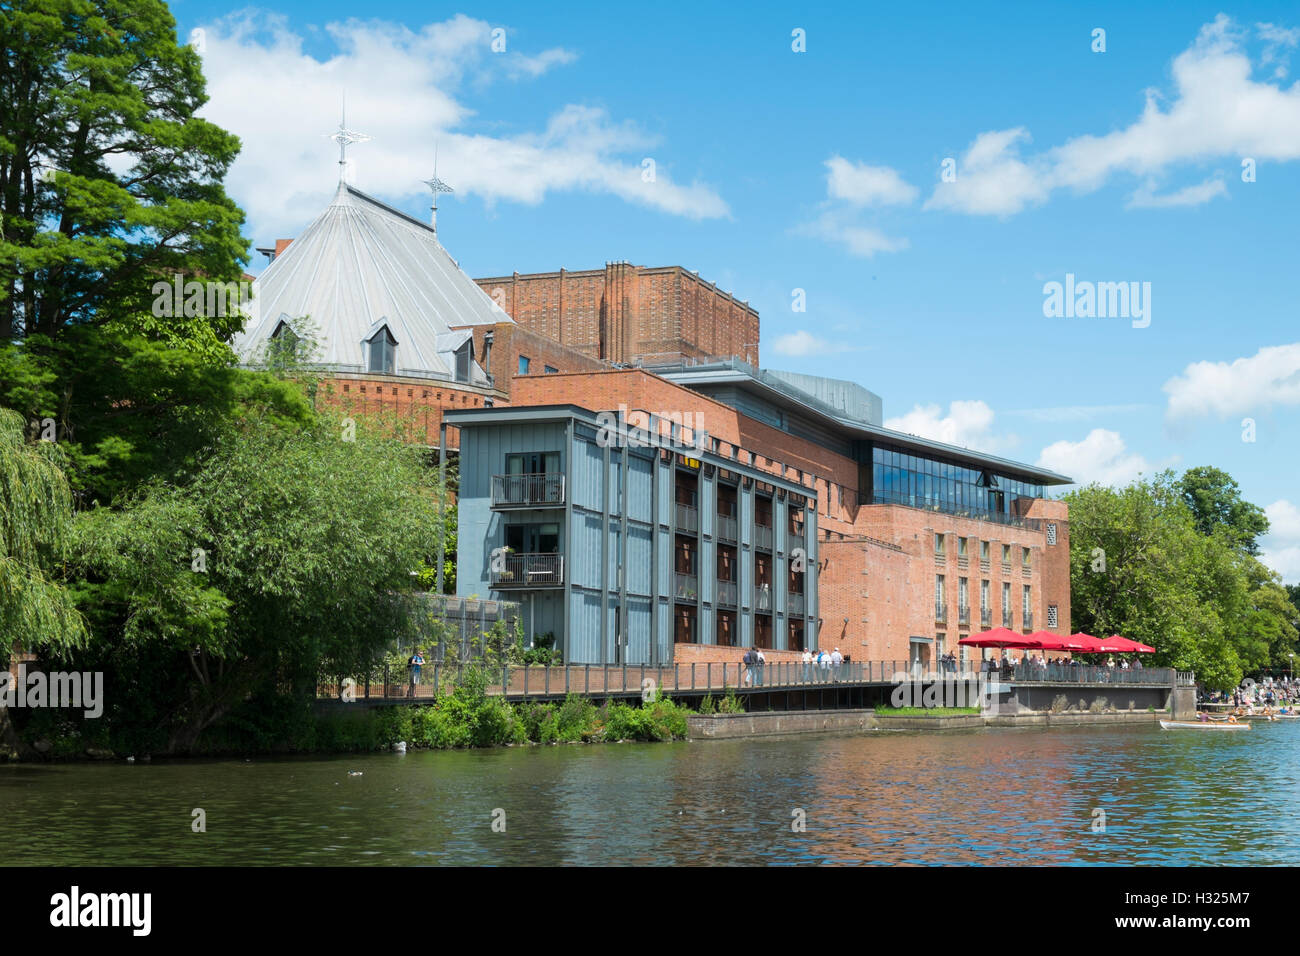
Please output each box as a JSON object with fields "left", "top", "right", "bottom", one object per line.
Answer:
{"left": 178, "top": 1, "right": 1300, "bottom": 578}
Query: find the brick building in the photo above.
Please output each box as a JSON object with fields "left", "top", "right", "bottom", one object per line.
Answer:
{"left": 473, "top": 263, "right": 760, "bottom": 367}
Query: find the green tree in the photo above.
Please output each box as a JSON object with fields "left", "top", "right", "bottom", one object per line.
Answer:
{"left": 0, "top": 0, "right": 247, "bottom": 340}
{"left": 0, "top": 407, "right": 86, "bottom": 658}
{"left": 71, "top": 411, "right": 450, "bottom": 752}
{"left": 1176, "top": 466, "right": 1270, "bottom": 555}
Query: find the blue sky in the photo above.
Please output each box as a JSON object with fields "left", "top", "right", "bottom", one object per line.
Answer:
{"left": 178, "top": 1, "right": 1300, "bottom": 578}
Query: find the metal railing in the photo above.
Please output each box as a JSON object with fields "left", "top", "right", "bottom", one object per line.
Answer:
{"left": 1023, "top": 612, "right": 1033, "bottom": 630}
{"left": 676, "top": 503, "right": 699, "bottom": 534}
{"left": 491, "top": 473, "right": 565, "bottom": 508}
{"left": 980, "top": 609, "right": 992, "bottom": 629}
{"left": 717, "top": 578, "right": 738, "bottom": 606}
{"left": 935, "top": 602, "right": 948, "bottom": 623}
{"left": 789, "top": 592, "right": 806, "bottom": 616}
{"left": 754, "top": 524, "right": 774, "bottom": 550}
{"left": 868, "top": 491, "right": 1044, "bottom": 531}
{"left": 1002, "top": 612, "right": 1013, "bottom": 628}
{"left": 754, "top": 584, "right": 773, "bottom": 612}
{"left": 716, "top": 513, "right": 738, "bottom": 542}
{"left": 490, "top": 553, "right": 564, "bottom": 588}
{"left": 674, "top": 572, "right": 698, "bottom": 601}
{"left": 958, "top": 606, "right": 971, "bottom": 626}
{"left": 318, "top": 658, "right": 1182, "bottom": 702}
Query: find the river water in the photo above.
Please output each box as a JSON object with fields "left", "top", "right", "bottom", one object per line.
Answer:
{"left": 1, "top": 723, "right": 1295, "bottom": 865}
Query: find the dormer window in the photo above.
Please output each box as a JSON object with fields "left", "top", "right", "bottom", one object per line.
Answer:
{"left": 269, "top": 320, "right": 300, "bottom": 366}
{"left": 454, "top": 338, "right": 472, "bottom": 383}
{"left": 367, "top": 326, "right": 396, "bottom": 374}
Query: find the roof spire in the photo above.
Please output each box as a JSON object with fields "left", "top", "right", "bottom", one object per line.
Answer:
{"left": 329, "top": 92, "right": 371, "bottom": 185}
{"left": 422, "top": 142, "right": 454, "bottom": 234}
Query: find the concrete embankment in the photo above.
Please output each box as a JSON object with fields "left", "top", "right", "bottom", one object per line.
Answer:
{"left": 688, "top": 709, "right": 1168, "bottom": 739}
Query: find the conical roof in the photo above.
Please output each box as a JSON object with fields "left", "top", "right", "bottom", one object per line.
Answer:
{"left": 234, "top": 183, "right": 510, "bottom": 382}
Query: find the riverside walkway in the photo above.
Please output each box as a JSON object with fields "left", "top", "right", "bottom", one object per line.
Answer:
{"left": 318, "top": 660, "right": 1189, "bottom": 707}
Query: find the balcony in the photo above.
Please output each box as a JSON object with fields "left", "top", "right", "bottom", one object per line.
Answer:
{"left": 676, "top": 503, "right": 699, "bottom": 534}
{"left": 958, "top": 606, "right": 971, "bottom": 626}
{"left": 935, "top": 603, "right": 947, "bottom": 624}
{"left": 868, "top": 491, "right": 1044, "bottom": 531}
{"left": 754, "top": 584, "right": 773, "bottom": 612}
{"left": 716, "top": 579, "right": 738, "bottom": 607}
{"left": 1022, "top": 612, "right": 1034, "bottom": 631}
{"left": 491, "top": 553, "right": 564, "bottom": 589}
{"left": 674, "top": 573, "right": 698, "bottom": 602}
{"left": 788, "top": 592, "right": 806, "bottom": 616}
{"left": 716, "top": 513, "right": 738, "bottom": 542}
{"left": 754, "top": 523, "right": 774, "bottom": 550}
{"left": 981, "top": 608, "right": 993, "bottom": 629}
{"left": 1002, "top": 612, "right": 1013, "bottom": 628}
{"left": 491, "top": 473, "right": 565, "bottom": 509}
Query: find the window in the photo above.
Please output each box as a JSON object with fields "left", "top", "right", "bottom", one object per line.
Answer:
{"left": 505, "top": 522, "right": 560, "bottom": 554}
{"left": 1022, "top": 585, "right": 1031, "bottom": 616}
{"left": 1002, "top": 544, "right": 1011, "bottom": 564}
{"left": 958, "top": 577, "right": 968, "bottom": 610}
{"left": 1022, "top": 547, "right": 1032, "bottom": 568}
{"left": 1047, "top": 605, "right": 1059, "bottom": 628}
{"left": 367, "top": 325, "right": 396, "bottom": 374}
{"left": 269, "top": 320, "right": 300, "bottom": 366}
{"left": 1002, "top": 582, "right": 1011, "bottom": 623}
{"left": 518, "top": 355, "right": 531, "bottom": 375}
{"left": 981, "top": 579, "right": 990, "bottom": 609}
{"left": 1046, "top": 522, "right": 1058, "bottom": 546}
{"left": 544, "top": 365, "right": 558, "bottom": 374}
{"left": 934, "top": 533, "right": 945, "bottom": 556}
{"left": 935, "top": 574, "right": 945, "bottom": 612}
{"left": 958, "top": 537, "right": 968, "bottom": 557}
{"left": 506, "top": 451, "right": 560, "bottom": 475}
{"left": 453, "top": 338, "right": 472, "bottom": 382}
{"left": 980, "top": 540, "right": 990, "bottom": 560}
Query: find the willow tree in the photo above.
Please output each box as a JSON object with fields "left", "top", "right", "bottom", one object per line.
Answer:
{"left": 0, "top": 408, "right": 86, "bottom": 659}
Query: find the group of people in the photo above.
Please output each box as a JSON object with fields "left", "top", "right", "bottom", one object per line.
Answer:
{"left": 1202, "top": 676, "right": 1300, "bottom": 714}
{"left": 742, "top": 647, "right": 849, "bottom": 686}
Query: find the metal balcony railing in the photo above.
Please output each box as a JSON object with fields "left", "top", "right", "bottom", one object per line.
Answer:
{"left": 753, "top": 584, "right": 773, "bottom": 612}
{"left": 675, "top": 573, "right": 698, "bottom": 601}
{"left": 491, "top": 473, "right": 565, "bottom": 508}
{"left": 788, "top": 592, "right": 806, "bottom": 616}
{"left": 717, "top": 579, "right": 738, "bottom": 607}
{"left": 491, "top": 553, "right": 564, "bottom": 588}
{"left": 716, "top": 513, "right": 738, "bottom": 542}
{"left": 935, "top": 603, "right": 947, "bottom": 623}
{"left": 1023, "top": 612, "right": 1034, "bottom": 630}
{"left": 868, "top": 491, "right": 1044, "bottom": 531}
{"left": 981, "top": 609, "right": 993, "bottom": 629}
{"left": 1002, "top": 612, "right": 1014, "bottom": 628}
{"left": 676, "top": 503, "right": 698, "bottom": 534}
{"left": 958, "top": 606, "right": 971, "bottom": 626}
{"left": 754, "top": 524, "right": 774, "bottom": 550}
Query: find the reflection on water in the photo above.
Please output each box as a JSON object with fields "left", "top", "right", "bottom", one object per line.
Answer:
{"left": 1, "top": 723, "right": 1296, "bottom": 865}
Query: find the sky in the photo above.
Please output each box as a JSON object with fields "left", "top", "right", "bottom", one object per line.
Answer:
{"left": 176, "top": 1, "right": 1300, "bottom": 580}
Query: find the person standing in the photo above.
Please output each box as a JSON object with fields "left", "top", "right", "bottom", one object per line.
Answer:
{"left": 830, "top": 647, "right": 844, "bottom": 683}
{"left": 408, "top": 648, "right": 425, "bottom": 698}
{"left": 742, "top": 647, "right": 756, "bottom": 687}
{"left": 755, "top": 647, "right": 766, "bottom": 687}
{"left": 801, "top": 648, "right": 813, "bottom": 683}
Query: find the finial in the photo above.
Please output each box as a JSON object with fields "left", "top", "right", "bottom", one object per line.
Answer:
{"left": 329, "top": 93, "right": 370, "bottom": 184}
{"left": 423, "top": 144, "right": 454, "bottom": 233}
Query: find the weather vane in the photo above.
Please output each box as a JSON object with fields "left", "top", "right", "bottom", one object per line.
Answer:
{"left": 329, "top": 95, "right": 370, "bottom": 184}
{"left": 423, "top": 143, "right": 454, "bottom": 233}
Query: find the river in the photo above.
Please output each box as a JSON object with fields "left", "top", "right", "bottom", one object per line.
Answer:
{"left": 1, "top": 723, "right": 1295, "bottom": 865}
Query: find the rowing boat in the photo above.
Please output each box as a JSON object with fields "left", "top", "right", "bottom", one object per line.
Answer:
{"left": 1160, "top": 719, "right": 1250, "bottom": 731}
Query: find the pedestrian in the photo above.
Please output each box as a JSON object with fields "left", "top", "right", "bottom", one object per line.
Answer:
{"left": 831, "top": 646, "right": 844, "bottom": 682}
{"left": 408, "top": 648, "right": 425, "bottom": 698}
{"left": 801, "top": 647, "right": 813, "bottom": 683}
{"left": 756, "top": 647, "right": 766, "bottom": 687}
{"left": 742, "top": 647, "right": 756, "bottom": 686}
{"left": 817, "top": 648, "right": 830, "bottom": 681}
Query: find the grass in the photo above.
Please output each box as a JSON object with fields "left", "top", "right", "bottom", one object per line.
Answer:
{"left": 874, "top": 706, "right": 980, "bottom": 716}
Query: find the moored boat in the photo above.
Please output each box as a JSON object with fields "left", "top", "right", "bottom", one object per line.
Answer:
{"left": 1160, "top": 719, "right": 1250, "bottom": 731}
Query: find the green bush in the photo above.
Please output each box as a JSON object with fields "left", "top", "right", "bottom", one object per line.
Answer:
{"left": 538, "top": 694, "right": 599, "bottom": 742}
{"left": 603, "top": 691, "right": 693, "bottom": 741}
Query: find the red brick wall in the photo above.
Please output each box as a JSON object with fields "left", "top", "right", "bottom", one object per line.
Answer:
{"left": 318, "top": 376, "right": 496, "bottom": 447}
{"left": 474, "top": 265, "right": 760, "bottom": 366}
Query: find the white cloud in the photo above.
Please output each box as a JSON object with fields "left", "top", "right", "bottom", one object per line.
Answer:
{"left": 1163, "top": 343, "right": 1300, "bottom": 421}
{"left": 1126, "top": 176, "right": 1227, "bottom": 208}
{"left": 195, "top": 12, "right": 727, "bottom": 243}
{"left": 924, "top": 128, "right": 1051, "bottom": 216}
{"left": 1261, "top": 499, "right": 1300, "bottom": 583}
{"left": 825, "top": 156, "right": 917, "bottom": 206}
{"left": 884, "top": 400, "right": 1014, "bottom": 452}
{"left": 1036, "top": 429, "right": 1154, "bottom": 487}
{"left": 926, "top": 16, "right": 1300, "bottom": 216}
{"left": 769, "top": 329, "right": 867, "bottom": 357}
{"left": 796, "top": 211, "right": 909, "bottom": 258}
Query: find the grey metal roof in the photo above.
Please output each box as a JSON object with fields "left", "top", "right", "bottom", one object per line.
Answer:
{"left": 234, "top": 183, "right": 510, "bottom": 381}
{"left": 658, "top": 359, "right": 1073, "bottom": 485}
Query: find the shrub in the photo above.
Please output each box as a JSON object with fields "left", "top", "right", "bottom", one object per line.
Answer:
{"left": 603, "top": 691, "right": 693, "bottom": 741}
{"left": 539, "top": 694, "right": 599, "bottom": 743}
{"left": 1049, "top": 694, "right": 1070, "bottom": 714}
{"left": 1088, "top": 696, "right": 1110, "bottom": 714}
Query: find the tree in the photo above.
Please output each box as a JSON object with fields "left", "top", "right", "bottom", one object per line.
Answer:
{"left": 0, "top": 407, "right": 86, "bottom": 658}
{"left": 1176, "top": 466, "right": 1270, "bottom": 555}
{"left": 0, "top": 0, "right": 247, "bottom": 340}
{"left": 71, "top": 411, "right": 451, "bottom": 752}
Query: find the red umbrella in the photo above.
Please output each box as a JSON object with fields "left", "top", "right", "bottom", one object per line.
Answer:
{"left": 958, "top": 628, "right": 1040, "bottom": 649}
{"left": 1105, "top": 634, "right": 1155, "bottom": 653}
{"left": 1073, "top": 633, "right": 1126, "bottom": 653}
